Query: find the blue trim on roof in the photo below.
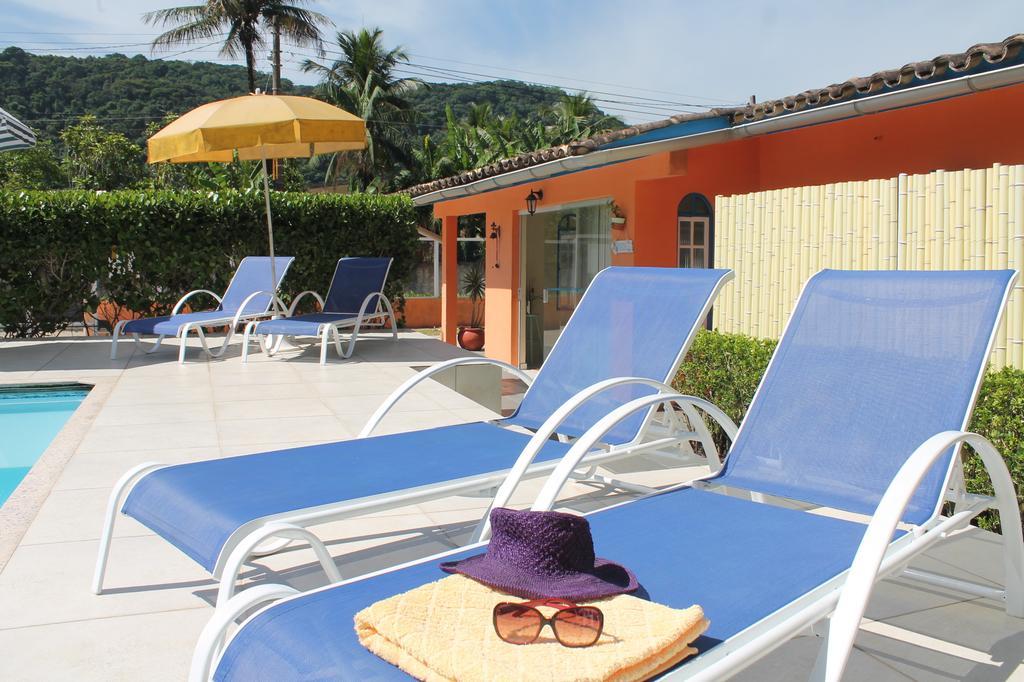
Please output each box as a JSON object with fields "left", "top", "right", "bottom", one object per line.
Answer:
{"left": 597, "top": 116, "right": 731, "bottom": 150}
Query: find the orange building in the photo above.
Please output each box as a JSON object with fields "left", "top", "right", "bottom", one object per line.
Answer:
{"left": 405, "top": 35, "right": 1024, "bottom": 368}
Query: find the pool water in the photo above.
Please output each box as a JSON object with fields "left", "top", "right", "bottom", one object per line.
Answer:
{"left": 0, "top": 385, "right": 90, "bottom": 505}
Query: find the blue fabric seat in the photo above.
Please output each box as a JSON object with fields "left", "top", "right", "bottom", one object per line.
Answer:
{"left": 124, "top": 423, "right": 573, "bottom": 572}
{"left": 252, "top": 312, "right": 361, "bottom": 336}
{"left": 119, "top": 266, "right": 733, "bottom": 575}
{"left": 124, "top": 311, "right": 243, "bottom": 336}
{"left": 244, "top": 257, "right": 396, "bottom": 363}
{"left": 121, "top": 256, "right": 294, "bottom": 337}
{"left": 212, "top": 488, "right": 871, "bottom": 680}
{"left": 207, "top": 269, "right": 1018, "bottom": 681}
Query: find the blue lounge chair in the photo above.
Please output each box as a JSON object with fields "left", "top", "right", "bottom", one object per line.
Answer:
{"left": 194, "top": 270, "right": 1023, "bottom": 682}
{"left": 241, "top": 256, "right": 397, "bottom": 365}
{"left": 110, "top": 256, "right": 295, "bottom": 363}
{"left": 93, "top": 267, "right": 734, "bottom": 605}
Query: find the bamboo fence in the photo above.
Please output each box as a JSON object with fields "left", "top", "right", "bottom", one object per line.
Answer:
{"left": 714, "top": 163, "right": 1024, "bottom": 369}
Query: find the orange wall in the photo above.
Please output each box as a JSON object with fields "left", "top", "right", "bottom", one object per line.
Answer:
{"left": 434, "top": 83, "right": 1024, "bottom": 365}
{"left": 402, "top": 297, "right": 482, "bottom": 328}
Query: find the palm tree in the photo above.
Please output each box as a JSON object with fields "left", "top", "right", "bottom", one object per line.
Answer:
{"left": 546, "top": 93, "right": 621, "bottom": 145}
{"left": 144, "top": 1, "right": 330, "bottom": 94}
{"left": 302, "top": 28, "right": 421, "bottom": 190}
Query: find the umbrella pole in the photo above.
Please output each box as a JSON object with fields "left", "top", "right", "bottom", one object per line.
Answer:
{"left": 260, "top": 147, "right": 281, "bottom": 315}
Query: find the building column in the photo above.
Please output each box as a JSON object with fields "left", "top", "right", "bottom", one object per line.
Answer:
{"left": 440, "top": 214, "right": 459, "bottom": 345}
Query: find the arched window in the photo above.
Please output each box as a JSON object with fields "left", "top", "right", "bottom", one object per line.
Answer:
{"left": 676, "top": 193, "right": 713, "bottom": 268}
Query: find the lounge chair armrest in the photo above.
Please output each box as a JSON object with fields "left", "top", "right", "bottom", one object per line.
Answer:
{"left": 471, "top": 382, "right": 736, "bottom": 542}
{"left": 190, "top": 583, "right": 300, "bottom": 682}
{"left": 286, "top": 290, "right": 324, "bottom": 317}
{"left": 358, "top": 357, "right": 534, "bottom": 437}
{"left": 230, "top": 290, "right": 287, "bottom": 329}
{"left": 172, "top": 289, "right": 222, "bottom": 315}
{"left": 528, "top": 391, "right": 694, "bottom": 513}
{"left": 356, "top": 291, "right": 389, "bottom": 318}
{"left": 814, "top": 431, "right": 1024, "bottom": 682}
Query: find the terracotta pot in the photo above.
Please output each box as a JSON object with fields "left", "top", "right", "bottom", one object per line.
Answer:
{"left": 457, "top": 326, "right": 485, "bottom": 351}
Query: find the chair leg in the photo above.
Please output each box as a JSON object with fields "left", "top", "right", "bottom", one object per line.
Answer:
{"left": 215, "top": 523, "right": 342, "bottom": 608}
{"left": 207, "top": 324, "right": 234, "bottom": 359}
{"left": 110, "top": 320, "right": 127, "bottom": 360}
{"left": 995, "top": 483, "right": 1024, "bottom": 618}
{"left": 92, "top": 462, "right": 164, "bottom": 594}
{"left": 319, "top": 326, "right": 331, "bottom": 365}
{"left": 342, "top": 320, "right": 361, "bottom": 359}
{"left": 144, "top": 335, "right": 165, "bottom": 355}
{"left": 178, "top": 325, "right": 191, "bottom": 363}
{"left": 241, "top": 321, "right": 258, "bottom": 364}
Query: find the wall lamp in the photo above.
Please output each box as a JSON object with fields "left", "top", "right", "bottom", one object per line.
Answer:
{"left": 525, "top": 189, "right": 544, "bottom": 215}
{"left": 489, "top": 221, "right": 501, "bottom": 268}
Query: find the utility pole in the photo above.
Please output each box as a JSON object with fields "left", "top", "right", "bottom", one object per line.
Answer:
{"left": 271, "top": 23, "right": 282, "bottom": 95}
{"left": 270, "top": 22, "right": 282, "bottom": 181}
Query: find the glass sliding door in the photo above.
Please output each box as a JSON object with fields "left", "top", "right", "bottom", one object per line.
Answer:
{"left": 520, "top": 202, "right": 611, "bottom": 368}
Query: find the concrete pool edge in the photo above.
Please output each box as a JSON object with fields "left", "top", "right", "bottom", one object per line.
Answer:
{"left": 0, "top": 380, "right": 111, "bottom": 572}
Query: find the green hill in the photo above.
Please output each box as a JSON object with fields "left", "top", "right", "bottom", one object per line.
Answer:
{"left": 0, "top": 48, "right": 611, "bottom": 145}
{"left": 403, "top": 80, "right": 569, "bottom": 134}
{"left": 0, "top": 47, "right": 312, "bottom": 145}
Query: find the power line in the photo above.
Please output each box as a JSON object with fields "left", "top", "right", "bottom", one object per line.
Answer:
{"left": 5, "top": 40, "right": 157, "bottom": 52}
{"left": 155, "top": 40, "right": 225, "bottom": 60}
{"left": 3, "top": 31, "right": 740, "bottom": 108}
{"left": 288, "top": 48, "right": 679, "bottom": 120}
{"left": 406, "top": 51, "right": 739, "bottom": 105}
{"left": 390, "top": 66, "right": 667, "bottom": 121}
{"left": 296, "top": 42, "right": 734, "bottom": 110}
{"left": 0, "top": 31, "right": 168, "bottom": 36}
{"left": 405, "top": 62, "right": 715, "bottom": 112}
{"left": 8, "top": 39, "right": 679, "bottom": 119}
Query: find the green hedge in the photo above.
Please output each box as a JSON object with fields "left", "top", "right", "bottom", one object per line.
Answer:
{"left": 0, "top": 190, "right": 419, "bottom": 336}
{"left": 674, "top": 330, "right": 1024, "bottom": 532}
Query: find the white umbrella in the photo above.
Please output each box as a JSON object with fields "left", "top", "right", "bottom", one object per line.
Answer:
{"left": 0, "top": 106, "right": 36, "bottom": 152}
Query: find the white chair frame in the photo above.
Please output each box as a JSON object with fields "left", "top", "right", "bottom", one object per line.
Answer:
{"left": 193, "top": 390, "right": 1023, "bottom": 682}
{"left": 92, "top": 359, "right": 724, "bottom": 607}
{"left": 95, "top": 270, "right": 733, "bottom": 604}
{"left": 110, "top": 256, "right": 293, "bottom": 364}
{"left": 191, "top": 270, "right": 1022, "bottom": 682}
{"left": 240, "top": 289, "right": 398, "bottom": 365}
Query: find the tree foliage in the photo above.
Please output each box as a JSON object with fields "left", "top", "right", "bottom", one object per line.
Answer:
{"left": 0, "top": 47, "right": 308, "bottom": 145}
{"left": 144, "top": 0, "right": 329, "bottom": 94}
{"left": 301, "top": 27, "right": 421, "bottom": 191}
{"left": 2, "top": 29, "right": 625, "bottom": 193}
{"left": 394, "top": 95, "right": 622, "bottom": 189}
{"left": 60, "top": 116, "right": 147, "bottom": 190}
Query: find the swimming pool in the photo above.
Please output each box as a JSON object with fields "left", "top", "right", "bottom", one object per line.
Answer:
{"left": 0, "top": 384, "right": 90, "bottom": 505}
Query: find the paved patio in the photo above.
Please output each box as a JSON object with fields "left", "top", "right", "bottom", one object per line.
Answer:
{"left": 0, "top": 332, "right": 1021, "bottom": 681}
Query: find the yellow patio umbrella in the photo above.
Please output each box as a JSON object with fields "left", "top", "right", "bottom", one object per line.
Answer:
{"left": 147, "top": 91, "right": 366, "bottom": 309}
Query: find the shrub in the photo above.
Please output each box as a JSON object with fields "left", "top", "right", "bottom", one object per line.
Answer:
{"left": 673, "top": 330, "right": 777, "bottom": 454}
{"left": 674, "top": 330, "right": 1024, "bottom": 532}
{"left": 965, "top": 366, "right": 1024, "bottom": 531}
{"left": 0, "top": 191, "right": 109, "bottom": 336}
{"left": 0, "top": 189, "right": 418, "bottom": 336}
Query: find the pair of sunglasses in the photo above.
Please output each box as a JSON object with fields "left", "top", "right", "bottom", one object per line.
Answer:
{"left": 492, "top": 599, "right": 604, "bottom": 647}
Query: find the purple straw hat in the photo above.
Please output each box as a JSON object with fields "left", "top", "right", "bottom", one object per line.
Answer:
{"left": 440, "top": 507, "right": 639, "bottom": 601}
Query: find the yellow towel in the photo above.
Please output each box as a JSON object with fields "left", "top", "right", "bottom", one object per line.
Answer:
{"left": 354, "top": 575, "right": 708, "bottom": 682}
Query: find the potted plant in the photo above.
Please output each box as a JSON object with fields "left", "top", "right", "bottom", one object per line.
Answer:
{"left": 610, "top": 202, "right": 626, "bottom": 228}
{"left": 457, "top": 264, "right": 486, "bottom": 351}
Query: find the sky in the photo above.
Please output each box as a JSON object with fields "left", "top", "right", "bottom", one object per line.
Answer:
{"left": 2, "top": 0, "right": 1023, "bottom": 123}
